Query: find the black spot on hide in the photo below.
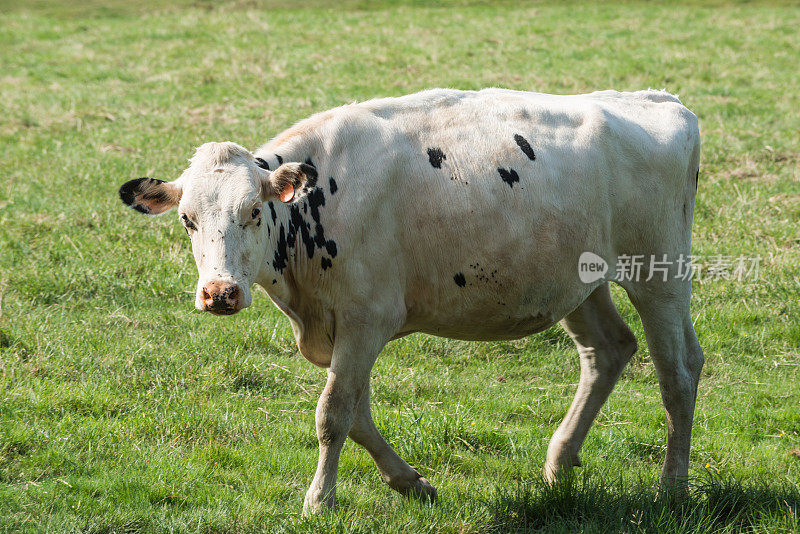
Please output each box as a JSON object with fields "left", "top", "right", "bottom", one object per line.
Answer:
{"left": 514, "top": 134, "right": 536, "bottom": 160}
{"left": 427, "top": 148, "right": 446, "bottom": 168}
{"left": 498, "top": 167, "right": 520, "bottom": 188}
{"left": 270, "top": 185, "right": 338, "bottom": 273}
{"left": 272, "top": 224, "right": 288, "bottom": 272}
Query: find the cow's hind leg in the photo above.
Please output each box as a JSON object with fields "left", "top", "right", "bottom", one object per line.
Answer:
{"left": 348, "top": 386, "right": 437, "bottom": 500}
{"left": 623, "top": 281, "right": 704, "bottom": 492}
{"left": 544, "top": 282, "right": 638, "bottom": 482}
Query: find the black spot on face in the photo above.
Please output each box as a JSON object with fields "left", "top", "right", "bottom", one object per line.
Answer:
{"left": 275, "top": 154, "right": 283, "bottom": 165}
{"left": 427, "top": 147, "right": 446, "bottom": 168}
{"left": 498, "top": 167, "right": 520, "bottom": 188}
{"left": 453, "top": 272, "right": 466, "bottom": 287}
{"left": 514, "top": 134, "right": 536, "bottom": 161}
{"left": 329, "top": 177, "right": 338, "bottom": 195}
{"left": 268, "top": 201, "right": 277, "bottom": 223}
{"left": 321, "top": 257, "right": 332, "bottom": 270}
{"left": 255, "top": 157, "right": 270, "bottom": 170}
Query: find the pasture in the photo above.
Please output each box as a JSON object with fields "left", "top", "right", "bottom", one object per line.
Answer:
{"left": 1, "top": 0, "right": 799, "bottom": 531}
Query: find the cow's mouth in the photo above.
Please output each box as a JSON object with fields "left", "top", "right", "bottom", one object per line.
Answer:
{"left": 206, "top": 307, "right": 239, "bottom": 316}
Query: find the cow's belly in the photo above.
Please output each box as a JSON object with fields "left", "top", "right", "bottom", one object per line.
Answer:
{"left": 400, "top": 256, "right": 598, "bottom": 341}
{"left": 413, "top": 307, "right": 563, "bottom": 342}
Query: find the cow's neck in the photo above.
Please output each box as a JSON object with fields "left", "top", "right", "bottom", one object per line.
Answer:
{"left": 252, "top": 136, "right": 339, "bottom": 364}
{"left": 254, "top": 136, "right": 337, "bottom": 299}
{"left": 256, "top": 199, "right": 335, "bottom": 367}
{"left": 258, "top": 198, "right": 310, "bottom": 304}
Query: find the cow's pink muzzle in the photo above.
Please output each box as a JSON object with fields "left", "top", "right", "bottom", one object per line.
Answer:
{"left": 200, "top": 281, "right": 243, "bottom": 315}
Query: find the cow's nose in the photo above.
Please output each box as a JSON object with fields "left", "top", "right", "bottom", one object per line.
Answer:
{"left": 201, "top": 281, "right": 242, "bottom": 315}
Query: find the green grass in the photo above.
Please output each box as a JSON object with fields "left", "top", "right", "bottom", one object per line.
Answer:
{"left": 1, "top": 0, "right": 799, "bottom": 532}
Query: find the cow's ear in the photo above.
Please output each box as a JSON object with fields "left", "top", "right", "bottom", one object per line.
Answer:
{"left": 119, "top": 177, "right": 182, "bottom": 215}
{"left": 261, "top": 163, "right": 317, "bottom": 203}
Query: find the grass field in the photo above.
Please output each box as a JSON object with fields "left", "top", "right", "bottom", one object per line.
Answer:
{"left": 1, "top": 1, "right": 799, "bottom": 532}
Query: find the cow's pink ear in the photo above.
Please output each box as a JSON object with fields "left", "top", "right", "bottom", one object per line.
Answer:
{"left": 119, "top": 177, "right": 182, "bottom": 215}
{"left": 262, "top": 163, "right": 317, "bottom": 202}
{"left": 279, "top": 183, "right": 295, "bottom": 203}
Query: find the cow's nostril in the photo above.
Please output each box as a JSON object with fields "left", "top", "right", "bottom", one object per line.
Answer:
{"left": 202, "top": 286, "right": 215, "bottom": 308}
{"left": 202, "top": 281, "right": 241, "bottom": 313}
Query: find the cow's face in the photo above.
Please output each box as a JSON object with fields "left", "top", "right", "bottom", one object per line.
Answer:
{"left": 119, "top": 142, "right": 315, "bottom": 315}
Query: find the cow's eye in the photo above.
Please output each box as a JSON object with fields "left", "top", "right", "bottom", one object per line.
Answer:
{"left": 181, "top": 213, "right": 197, "bottom": 231}
{"left": 251, "top": 207, "right": 261, "bottom": 219}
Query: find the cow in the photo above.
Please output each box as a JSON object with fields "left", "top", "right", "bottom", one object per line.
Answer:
{"left": 119, "top": 88, "right": 703, "bottom": 513}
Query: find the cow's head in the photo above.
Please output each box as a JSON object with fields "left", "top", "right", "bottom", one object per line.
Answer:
{"left": 119, "top": 142, "right": 316, "bottom": 315}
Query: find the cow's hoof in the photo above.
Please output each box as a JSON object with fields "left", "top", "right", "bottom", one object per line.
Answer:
{"left": 543, "top": 461, "right": 577, "bottom": 486}
{"left": 302, "top": 489, "right": 334, "bottom": 515}
{"left": 394, "top": 472, "right": 437, "bottom": 503}
{"left": 657, "top": 475, "right": 690, "bottom": 503}
{"left": 302, "top": 499, "right": 327, "bottom": 516}
{"left": 409, "top": 475, "right": 438, "bottom": 503}
{"left": 301, "top": 498, "right": 319, "bottom": 516}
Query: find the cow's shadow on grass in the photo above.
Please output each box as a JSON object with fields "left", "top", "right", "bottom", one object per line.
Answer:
{"left": 486, "top": 473, "right": 800, "bottom": 532}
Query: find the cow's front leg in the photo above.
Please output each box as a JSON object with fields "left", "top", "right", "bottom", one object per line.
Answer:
{"left": 303, "top": 328, "right": 384, "bottom": 514}
{"left": 349, "top": 385, "right": 437, "bottom": 501}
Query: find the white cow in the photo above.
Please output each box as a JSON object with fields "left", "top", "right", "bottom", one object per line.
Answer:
{"left": 119, "top": 88, "right": 703, "bottom": 513}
